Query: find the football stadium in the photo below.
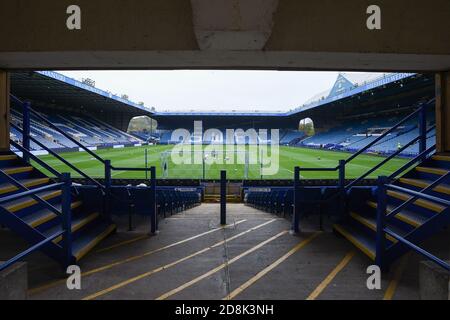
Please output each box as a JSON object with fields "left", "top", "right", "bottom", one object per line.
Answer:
{"left": 0, "top": 1, "right": 449, "bottom": 305}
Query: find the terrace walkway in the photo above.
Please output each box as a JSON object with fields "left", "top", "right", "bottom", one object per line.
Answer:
{"left": 1, "top": 204, "right": 429, "bottom": 299}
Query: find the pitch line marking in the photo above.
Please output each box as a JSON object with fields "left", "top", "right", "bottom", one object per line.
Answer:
{"left": 306, "top": 251, "right": 355, "bottom": 300}
{"left": 82, "top": 219, "right": 278, "bottom": 300}
{"left": 383, "top": 253, "right": 409, "bottom": 300}
{"left": 156, "top": 230, "right": 289, "bottom": 300}
{"left": 223, "top": 231, "right": 321, "bottom": 300}
{"left": 28, "top": 219, "right": 247, "bottom": 295}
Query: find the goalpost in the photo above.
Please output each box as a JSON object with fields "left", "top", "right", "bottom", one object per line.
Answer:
{"left": 160, "top": 149, "right": 258, "bottom": 179}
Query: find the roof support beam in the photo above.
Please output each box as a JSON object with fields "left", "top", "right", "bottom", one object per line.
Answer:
{"left": 0, "top": 0, "right": 450, "bottom": 70}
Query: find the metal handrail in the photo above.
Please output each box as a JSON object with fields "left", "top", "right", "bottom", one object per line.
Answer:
{"left": 345, "top": 105, "right": 428, "bottom": 164}
{"left": 294, "top": 99, "right": 435, "bottom": 189}
{"left": 11, "top": 94, "right": 106, "bottom": 165}
{"left": 10, "top": 123, "right": 105, "bottom": 192}
{"left": 0, "top": 230, "right": 65, "bottom": 272}
{"left": 386, "top": 171, "right": 450, "bottom": 220}
{"left": 0, "top": 182, "right": 64, "bottom": 205}
{"left": 0, "top": 168, "right": 64, "bottom": 216}
{"left": 11, "top": 95, "right": 150, "bottom": 182}
{"left": 385, "top": 184, "right": 450, "bottom": 207}
{"left": 10, "top": 140, "right": 61, "bottom": 177}
{"left": 298, "top": 167, "right": 337, "bottom": 172}
{"left": 384, "top": 228, "right": 450, "bottom": 271}
{"left": 112, "top": 166, "right": 153, "bottom": 172}
{"left": 375, "top": 173, "right": 450, "bottom": 272}
{"left": 345, "top": 125, "right": 436, "bottom": 189}
{"left": 388, "top": 145, "right": 436, "bottom": 180}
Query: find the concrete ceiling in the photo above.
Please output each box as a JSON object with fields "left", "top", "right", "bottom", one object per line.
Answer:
{"left": 0, "top": 0, "right": 449, "bottom": 71}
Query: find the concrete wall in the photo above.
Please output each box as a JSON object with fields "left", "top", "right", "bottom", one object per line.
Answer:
{"left": 0, "top": 262, "right": 27, "bottom": 300}
{"left": 0, "top": 0, "right": 449, "bottom": 70}
{"left": 436, "top": 73, "right": 450, "bottom": 153}
{"left": 0, "top": 71, "right": 9, "bottom": 151}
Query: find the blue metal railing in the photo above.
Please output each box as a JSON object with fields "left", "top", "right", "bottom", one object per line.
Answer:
{"left": 0, "top": 230, "right": 65, "bottom": 272}
{"left": 10, "top": 122, "right": 105, "bottom": 191}
{"left": 0, "top": 170, "right": 62, "bottom": 217}
{"left": 8, "top": 94, "right": 158, "bottom": 234}
{"left": 0, "top": 173, "right": 73, "bottom": 272}
{"left": 294, "top": 100, "right": 435, "bottom": 188}
{"left": 375, "top": 175, "right": 450, "bottom": 271}
{"left": 10, "top": 94, "right": 153, "bottom": 178}
{"left": 291, "top": 99, "right": 435, "bottom": 232}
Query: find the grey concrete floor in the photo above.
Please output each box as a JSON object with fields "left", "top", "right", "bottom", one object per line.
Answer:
{"left": 1, "top": 203, "right": 434, "bottom": 300}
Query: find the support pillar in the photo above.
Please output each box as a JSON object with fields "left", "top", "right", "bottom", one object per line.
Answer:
{"left": 436, "top": 72, "right": 450, "bottom": 153}
{"left": 0, "top": 71, "right": 9, "bottom": 151}
{"left": 291, "top": 166, "right": 301, "bottom": 234}
{"left": 220, "top": 170, "right": 226, "bottom": 225}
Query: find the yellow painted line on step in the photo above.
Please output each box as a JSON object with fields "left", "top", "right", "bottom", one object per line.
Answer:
{"left": 367, "top": 201, "right": 421, "bottom": 228}
{"left": 96, "top": 219, "right": 247, "bottom": 254}
{"left": 333, "top": 224, "right": 375, "bottom": 260}
{"left": 0, "top": 178, "right": 50, "bottom": 195}
{"left": 387, "top": 190, "right": 444, "bottom": 213}
{"left": 383, "top": 254, "right": 410, "bottom": 300}
{"left": 30, "top": 201, "right": 82, "bottom": 228}
{"left": 82, "top": 219, "right": 278, "bottom": 300}
{"left": 223, "top": 232, "right": 321, "bottom": 300}
{"left": 53, "top": 212, "right": 100, "bottom": 244}
{"left": 400, "top": 178, "right": 450, "bottom": 195}
{"left": 0, "top": 154, "right": 17, "bottom": 161}
{"left": 306, "top": 251, "right": 355, "bottom": 300}
{"left": 2, "top": 166, "right": 33, "bottom": 175}
{"left": 156, "top": 230, "right": 289, "bottom": 301}
{"left": 28, "top": 218, "right": 248, "bottom": 295}
{"left": 415, "top": 166, "right": 448, "bottom": 176}
{"left": 75, "top": 224, "right": 117, "bottom": 261}
{"left": 432, "top": 155, "right": 450, "bottom": 162}
{"left": 350, "top": 212, "right": 397, "bottom": 243}
{"left": 5, "top": 190, "right": 62, "bottom": 213}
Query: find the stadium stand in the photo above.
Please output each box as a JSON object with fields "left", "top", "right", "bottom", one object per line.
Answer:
{"left": 10, "top": 106, "right": 143, "bottom": 151}
{"left": 129, "top": 131, "right": 160, "bottom": 142}
{"left": 2, "top": 70, "right": 448, "bottom": 277}
{"left": 300, "top": 110, "right": 436, "bottom": 157}
{"left": 280, "top": 130, "right": 306, "bottom": 145}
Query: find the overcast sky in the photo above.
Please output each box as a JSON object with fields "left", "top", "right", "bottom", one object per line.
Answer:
{"left": 60, "top": 70, "right": 365, "bottom": 112}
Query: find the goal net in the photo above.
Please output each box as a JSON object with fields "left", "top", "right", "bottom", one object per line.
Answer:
{"left": 160, "top": 147, "right": 262, "bottom": 179}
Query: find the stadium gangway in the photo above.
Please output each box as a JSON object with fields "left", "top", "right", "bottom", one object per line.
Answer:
{"left": 9, "top": 95, "right": 158, "bottom": 233}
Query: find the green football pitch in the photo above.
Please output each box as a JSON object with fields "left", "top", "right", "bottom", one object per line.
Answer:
{"left": 35, "top": 145, "right": 409, "bottom": 180}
